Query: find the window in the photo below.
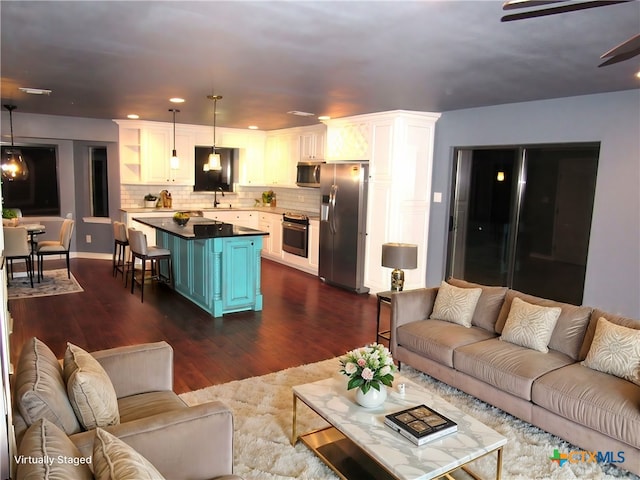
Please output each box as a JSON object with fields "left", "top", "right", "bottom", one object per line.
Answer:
{"left": 1, "top": 145, "right": 60, "bottom": 216}
{"left": 193, "top": 147, "right": 236, "bottom": 192}
{"left": 89, "top": 147, "right": 109, "bottom": 217}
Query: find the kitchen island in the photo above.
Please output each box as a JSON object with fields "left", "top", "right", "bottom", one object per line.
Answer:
{"left": 133, "top": 216, "right": 268, "bottom": 318}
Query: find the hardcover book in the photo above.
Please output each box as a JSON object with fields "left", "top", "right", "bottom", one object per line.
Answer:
{"left": 384, "top": 404, "right": 457, "bottom": 446}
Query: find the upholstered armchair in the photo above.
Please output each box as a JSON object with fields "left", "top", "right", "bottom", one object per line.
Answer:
{"left": 13, "top": 338, "right": 241, "bottom": 480}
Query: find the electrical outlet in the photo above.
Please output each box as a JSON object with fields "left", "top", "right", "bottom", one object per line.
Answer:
{"left": 85, "top": 234, "right": 92, "bottom": 243}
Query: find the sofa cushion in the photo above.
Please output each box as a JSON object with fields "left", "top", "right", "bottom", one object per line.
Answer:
{"left": 93, "top": 428, "right": 166, "bottom": 480}
{"left": 532, "top": 362, "right": 640, "bottom": 449}
{"left": 581, "top": 317, "right": 640, "bottom": 385}
{"left": 396, "top": 319, "right": 496, "bottom": 368}
{"left": 118, "top": 391, "right": 186, "bottom": 424}
{"left": 430, "top": 281, "right": 482, "bottom": 328}
{"left": 454, "top": 338, "right": 575, "bottom": 400}
{"left": 495, "top": 290, "right": 591, "bottom": 360}
{"left": 500, "top": 297, "right": 561, "bottom": 353}
{"left": 13, "top": 337, "right": 81, "bottom": 435}
{"left": 447, "top": 279, "right": 507, "bottom": 332}
{"left": 16, "top": 418, "right": 92, "bottom": 480}
{"left": 64, "top": 343, "right": 120, "bottom": 430}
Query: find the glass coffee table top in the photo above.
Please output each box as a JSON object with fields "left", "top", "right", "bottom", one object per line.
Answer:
{"left": 292, "top": 374, "right": 506, "bottom": 480}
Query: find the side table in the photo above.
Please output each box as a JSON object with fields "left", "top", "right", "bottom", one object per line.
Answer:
{"left": 376, "top": 290, "right": 393, "bottom": 345}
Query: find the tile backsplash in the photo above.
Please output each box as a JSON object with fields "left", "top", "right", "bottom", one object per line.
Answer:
{"left": 121, "top": 184, "right": 320, "bottom": 214}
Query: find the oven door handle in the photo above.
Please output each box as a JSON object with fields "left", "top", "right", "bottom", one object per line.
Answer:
{"left": 283, "top": 221, "right": 308, "bottom": 232}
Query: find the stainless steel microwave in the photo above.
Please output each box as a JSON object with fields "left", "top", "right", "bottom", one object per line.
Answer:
{"left": 296, "top": 161, "right": 324, "bottom": 188}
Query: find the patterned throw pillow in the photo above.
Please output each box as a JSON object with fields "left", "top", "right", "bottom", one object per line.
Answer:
{"left": 500, "top": 297, "right": 561, "bottom": 353}
{"left": 430, "top": 281, "right": 482, "bottom": 328}
{"left": 582, "top": 317, "right": 640, "bottom": 385}
{"left": 64, "top": 343, "right": 120, "bottom": 430}
{"left": 93, "top": 428, "right": 166, "bottom": 480}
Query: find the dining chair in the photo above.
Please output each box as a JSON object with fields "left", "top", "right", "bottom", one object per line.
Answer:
{"left": 36, "top": 218, "right": 74, "bottom": 282}
{"left": 127, "top": 228, "right": 172, "bottom": 303}
{"left": 112, "top": 221, "right": 129, "bottom": 280}
{"left": 3, "top": 226, "right": 34, "bottom": 287}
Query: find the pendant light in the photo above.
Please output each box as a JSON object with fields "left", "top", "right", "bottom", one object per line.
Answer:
{"left": 205, "top": 95, "right": 222, "bottom": 172}
{"left": 1, "top": 104, "right": 29, "bottom": 181}
{"left": 169, "top": 108, "right": 180, "bottom": 170}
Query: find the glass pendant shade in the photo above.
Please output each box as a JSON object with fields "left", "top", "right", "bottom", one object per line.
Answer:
{"left": 2, "top": 104, "right": 29, "bottom": 181}
{"left": 207, "top": 151, "right": 222, "bottom": 171}
{"left": 1, "top": 148, "right": 29, "bottom": 181}
{"left": 170, "top": 149, "right": 180, "bottom": 170}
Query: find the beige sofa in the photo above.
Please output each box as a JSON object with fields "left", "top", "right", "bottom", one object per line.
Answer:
{"left": 13, "top": 337, "right": 242, "bottom": 480}
{"left": 390, "top": 279, "right": 640, "bottom": 476}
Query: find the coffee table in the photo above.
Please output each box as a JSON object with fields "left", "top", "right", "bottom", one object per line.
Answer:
{"left": 292, "top": 374, "right": 506, "bottom": 480}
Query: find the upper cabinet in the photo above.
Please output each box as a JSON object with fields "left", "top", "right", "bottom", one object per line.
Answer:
{"left": 299, "top": 124, "right": 325, "bottom": 161}
{"left": 264, "top": 130, "right": 299, "bottom": 186}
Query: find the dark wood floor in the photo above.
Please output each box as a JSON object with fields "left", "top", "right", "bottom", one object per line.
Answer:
{"left": 8, "top": 257, "right": 379, "bottom": 394}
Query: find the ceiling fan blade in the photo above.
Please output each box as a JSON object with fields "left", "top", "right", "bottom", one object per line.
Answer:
{"left": 598, "top": 47, "right": 640, "bottom": 67}
{"left": 502, "top": 1, "right": 564, "bottom": 11}
{"left": 601, "top": 33, "right": 640, "bottom": 58}
{"left": 501, "top": 0, "right": 629, "bottom": 21}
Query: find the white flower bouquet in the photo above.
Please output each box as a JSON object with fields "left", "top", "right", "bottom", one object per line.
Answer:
{"left": 339, "top": 343, "right": 397, "bottom": 394}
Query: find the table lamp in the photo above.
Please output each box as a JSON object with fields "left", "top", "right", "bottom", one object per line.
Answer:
{"left": 381, "top": 243, "right": 418, "bottom": 291}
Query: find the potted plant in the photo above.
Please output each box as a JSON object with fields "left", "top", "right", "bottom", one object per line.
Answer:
{"left": 339, "top": 343, "right": 397, "bottom": 408}
{"left": 2, "top": 208, "right": 19, "bottom": 226}
{"left": 144, "top": 193, "right": 158, "bottom": 208}
{"left": 261, "top": 190, "right": 275, "bottom": 206}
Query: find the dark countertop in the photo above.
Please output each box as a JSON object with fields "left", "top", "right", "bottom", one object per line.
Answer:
{"left": 121, "top": 206, "right": 320, "bottom": 221}
{"left": 133, "top": 216, "right": 269, "bottom": 240}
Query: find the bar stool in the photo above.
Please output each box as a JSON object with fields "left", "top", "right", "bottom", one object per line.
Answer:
{"left": 127, "top": 228, "right": 172, "bottom": 303}
{"left": 112, "top": 221, "right": 129, "bottom": 279}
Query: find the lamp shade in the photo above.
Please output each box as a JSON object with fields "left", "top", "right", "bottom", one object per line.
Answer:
{"left": 381, "top": 243, "right": 418, "bottom": 269}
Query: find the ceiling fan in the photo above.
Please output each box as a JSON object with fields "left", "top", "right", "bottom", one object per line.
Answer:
{"left": 501, "top": 0, "right": 640, "bottom": 67}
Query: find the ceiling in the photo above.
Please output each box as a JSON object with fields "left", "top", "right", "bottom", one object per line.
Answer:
{"left": 1, "top": 1, "right": 639, "bottom": 131}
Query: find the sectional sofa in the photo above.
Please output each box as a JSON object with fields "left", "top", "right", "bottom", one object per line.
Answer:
{"left": 390, "top": 278, "right": 640, "bottom": 476}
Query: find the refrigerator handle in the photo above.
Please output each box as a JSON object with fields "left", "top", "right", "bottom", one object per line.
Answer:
{"left": 329, "top": 184, "right": 338, "bottom": 234}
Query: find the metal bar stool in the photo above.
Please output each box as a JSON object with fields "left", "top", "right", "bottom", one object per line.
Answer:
{"left": 127, "top": 228, "right": 172, "bottom": 303}
{"left": 112, "top": 221, "right": 129, "bottom": 280}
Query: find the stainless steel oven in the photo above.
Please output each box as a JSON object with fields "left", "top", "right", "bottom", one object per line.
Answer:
{"left": 282, "top": 213, "right": 309, "bottom": 257}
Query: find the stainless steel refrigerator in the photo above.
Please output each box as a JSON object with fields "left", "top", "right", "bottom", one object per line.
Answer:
{"left": 319, "top": 162, "right": 370, "bottom": 294}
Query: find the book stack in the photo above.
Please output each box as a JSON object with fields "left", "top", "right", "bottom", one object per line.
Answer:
{"left": 384, "top": 404, "right": 457, "bottom": 446}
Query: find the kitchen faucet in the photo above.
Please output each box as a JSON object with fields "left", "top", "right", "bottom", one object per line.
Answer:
{"left": 214, "top": 186, "right": 225, "bottom": 208}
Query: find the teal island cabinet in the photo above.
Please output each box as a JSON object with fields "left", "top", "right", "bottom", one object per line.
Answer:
{"left": 133, "top": 216, "right": 268, "bottom": 317}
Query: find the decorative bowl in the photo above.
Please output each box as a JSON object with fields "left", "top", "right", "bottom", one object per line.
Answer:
{"left": 173, "top": 213, "right": 190, "bottom": 226}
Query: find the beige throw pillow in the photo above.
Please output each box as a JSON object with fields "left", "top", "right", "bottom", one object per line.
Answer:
{"left": 93, "top": 428, "right": 166, "bottom": 480}
{"left": 64, "top": 343, "right": 120, "bottom": 430}
{"left": 430, "top": 281, "right": 482, "bottom": 328}
{"left": 16, "top": 419, "right": 93, "bottom": 480}
{"left": 500, "top": 297, "right": 561, "bottom": 353}
{"left": 582, "top": 317, "right": 640, "bottom": 385}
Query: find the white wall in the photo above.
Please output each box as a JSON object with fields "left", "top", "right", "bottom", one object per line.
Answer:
{"left": 428, "top": 90, "right": 640, "bottom": 317}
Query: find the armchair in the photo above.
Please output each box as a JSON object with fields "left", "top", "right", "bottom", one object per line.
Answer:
{"left": 13, "top": 338, "right": 241, "bottom": 480}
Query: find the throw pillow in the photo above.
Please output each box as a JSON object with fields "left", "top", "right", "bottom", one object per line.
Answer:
{"left": 582, "top": 317, "right": 640, "bottom": 385}
{"left": 500, "top": 297, "right": 561, "bottom": 353}
{"left": 64, "top": 342, "right": 120, "bottom": 430}
{"left": 14, "top": 337, "right": 81, "bottom": 435}
{"left": 429, "top": 281, "right": 482, "bottom": 328}
{"left": 93, "top": 428, "right": 166, "bottom": 480}
{"left": 16, "top": 418, "right": 92, "bottom": 480}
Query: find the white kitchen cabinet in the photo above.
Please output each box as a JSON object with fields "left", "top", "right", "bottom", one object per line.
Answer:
{"left": 258, "top": 211, "right": 282, "bottom": 259}
{"left": 222, "top": 130, "right": 267, "bottom": 186}
{"left": 264, "top": 131, "right": 298, "bottom": 186}
{"left": 299, "top": 125, "right": 325, "bottom": 161}
{"left": 203, "top": 210, "right": 258, "bottom": 229}
{"left": 115, "top": 120, "right": 195, "bottom": 185}
{"left": 324, "top": 110, "right": 441, "bottom": 293}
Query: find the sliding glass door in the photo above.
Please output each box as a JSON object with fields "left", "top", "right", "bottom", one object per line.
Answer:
{"left": 447, "top": 144, "right": 599, "bottom": 305}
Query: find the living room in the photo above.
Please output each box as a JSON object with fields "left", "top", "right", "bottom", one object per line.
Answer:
{"left": 1, "top": 1, "right": 639, "bottom": 479}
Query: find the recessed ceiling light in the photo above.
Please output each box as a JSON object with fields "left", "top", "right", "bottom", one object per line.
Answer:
{"left": 127, "top": 114, "right": 140, "bottom": 119}
{"left": 248, "top": 125, "right": 259, "bottom": 130}
{"left": 19, "top": 87, "right": 52, "bottom": 95}
{"left": 170, "top": 97, "right": 185, "bottom": 103}
{"left": 318, "top": 115, "right": 331, "bottom": 121}
{"left": 287, "top": 110, "right": 315, "bottom": 117}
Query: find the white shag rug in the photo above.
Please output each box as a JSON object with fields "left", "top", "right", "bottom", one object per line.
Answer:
{"left": 179, "top": 358, "right": 638, "bottom": 480}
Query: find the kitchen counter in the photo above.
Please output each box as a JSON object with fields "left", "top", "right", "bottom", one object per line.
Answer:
{"left": 132, "top": 216, "right": 266, "bottom": 318}
{"left": 122, "top": 206, "right": 319, "bottom": 220}
{"left": 132, "top": 216, "right": 269, "bottom": 239}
